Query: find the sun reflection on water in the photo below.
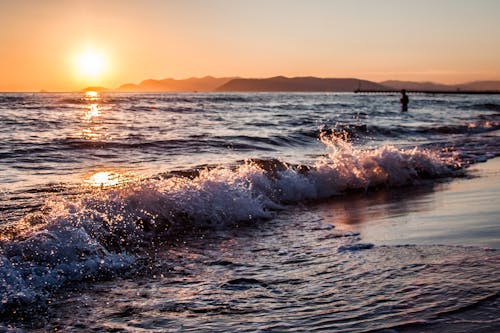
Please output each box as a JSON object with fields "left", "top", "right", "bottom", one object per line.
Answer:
{"left": 84, "top": 103, "right": 101, "bottom": 120}
{"left": 83, "top": 91, "right": 102, "bottom": 118}
{"left": 79, "top": 91, "right": 108, "bottom": 141}
{"left": 81, "top": 127, "right": 102, "bottom": 141}
{"left": 85, "top": 171, "right": 128, "bottom": 188}
{"left": 85, "top": 90, "right": 99, "bottom": 98}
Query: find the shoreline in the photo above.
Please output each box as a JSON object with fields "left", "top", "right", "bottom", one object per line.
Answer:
{"left": 315, "top": 157, "right": 500, "bottom": 249}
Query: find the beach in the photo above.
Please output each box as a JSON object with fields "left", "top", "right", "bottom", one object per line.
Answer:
{"left": 0, "top": 92, "right": 499, "bottom": 331}
{"left": 316, "top": 157, "right": 500, "bottom": 250}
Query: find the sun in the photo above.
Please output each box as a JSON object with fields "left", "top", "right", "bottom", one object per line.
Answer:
{"left": 76, "top": 49, "right": 106, "bottom": 78}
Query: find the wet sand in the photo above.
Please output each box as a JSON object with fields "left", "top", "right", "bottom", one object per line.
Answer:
{"left": 311, "top": 158, "right": 500, "bottom": 332}
{"left": 315, "top": 157, "right": 500, "bottom": 249}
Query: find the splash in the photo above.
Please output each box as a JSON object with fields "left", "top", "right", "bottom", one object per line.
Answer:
{"left": 0, "top": 139, "right": 461, "bottom": 315}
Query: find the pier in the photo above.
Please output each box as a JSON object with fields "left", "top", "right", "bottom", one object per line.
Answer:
{"left": 354, "top": 89, "right": 500, "bottom": 95}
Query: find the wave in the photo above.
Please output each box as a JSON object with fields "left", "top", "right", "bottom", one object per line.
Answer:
{"left": 0, "top": 96, "right": 26, "bottom": 104}
{"left": 57, "top": 137, "right": 277, "bottom": 153}
{"left": 315, "top": 124, "right": 369, "bottom": 141}
{"left": 0, "top": 137, "right": 462, "bottom": 315}
{"left": 471, "top": 103, "right": 500, "bottom": 112}
{"left": 3, "top": 133, "right": 310, "bottom": 161}
{"left": 195, "top": 95, "right": 251, "bottom": 103}
{"left": 315, "top": 118, "right": 500, "bottom": 140}
{"left": 417, "top": 120, "right": 500, "bottom": 135}
{"left": 57, "top": 95, "right": 136, "bottom": 106}
{"left": 56, "top": 94, "right": 258, "bottom": 107}
{"left": 141, "top": 94, "right": 259, "bottom": 104}
{"left": 1, "top": 138, "right": 272, "bottom": 161}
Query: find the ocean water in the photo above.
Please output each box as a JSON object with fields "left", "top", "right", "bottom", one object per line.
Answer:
{"left": 0, "top": 92, "right": 499, "bottom": 331}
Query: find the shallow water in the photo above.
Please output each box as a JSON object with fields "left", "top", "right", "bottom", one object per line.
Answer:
{"left": 30, "top": 208, "right": 500, "bottom": 332}
{"left": 1, "top": 92, "right": 499, "bottom": 331}
{"left": 315, "top": 158, "right": 500, "bottom": 249}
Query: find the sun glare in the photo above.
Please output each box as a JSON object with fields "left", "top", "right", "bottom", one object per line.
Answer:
{"left": 84, "top": 170, "right": 136, "bottom": 188}
{"left": 85, "top": 90, "right": 99, "bottom": 98}
{"left": 86, "top": 171, "right": 121, "bottom": 187}
{"left": 77, "top": 50, "right": 106, "bottom": 78}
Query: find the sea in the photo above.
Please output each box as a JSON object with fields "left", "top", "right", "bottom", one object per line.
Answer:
{"left": 0, "top": 91, "right": 499, "bottom": 332}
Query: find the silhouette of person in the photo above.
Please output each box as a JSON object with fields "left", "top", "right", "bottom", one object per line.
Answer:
{"left": 400, "top": 89, "right": 409, "bottom": 111}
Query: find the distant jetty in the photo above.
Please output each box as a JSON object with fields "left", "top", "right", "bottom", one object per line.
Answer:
{"left": 354, "top": 89, "right": 500, "bottom": 95}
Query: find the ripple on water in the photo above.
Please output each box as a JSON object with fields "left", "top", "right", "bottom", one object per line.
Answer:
{"left": 19, "top": 210, "right": 499, "bottom": 333}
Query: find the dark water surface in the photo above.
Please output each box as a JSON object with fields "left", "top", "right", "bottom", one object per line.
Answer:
{"left": 40, "top": 213, "right": 499, "bottom": 332}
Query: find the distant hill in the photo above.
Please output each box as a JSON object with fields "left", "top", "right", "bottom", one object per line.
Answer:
{"left": 380, "top": 80, "right": 453, "bottom": 91}
{"left": 216, "top": 76, "right": 388, "bottom": 92}
{"left": 81, "top": 77, "right": 500, "bottom": 94}
{"left": 381, "top": 80, "right": 500, "bottom": 92}
{"left": 81, "top": 86, "right": 110, "bottom": 92}
{"left": 456, "top": 81, "right": 500, "bottom": 91}
{"left": 115, "top": 76, "right": 234, "bottom": 92}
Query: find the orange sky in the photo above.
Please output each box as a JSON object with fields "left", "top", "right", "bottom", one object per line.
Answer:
{"left": 1, "top": 0, "right": 499, "bottom": 91}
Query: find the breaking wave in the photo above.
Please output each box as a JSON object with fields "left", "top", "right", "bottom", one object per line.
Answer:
{"left": 0, "top": 137, "right": 462, "bottom": 315}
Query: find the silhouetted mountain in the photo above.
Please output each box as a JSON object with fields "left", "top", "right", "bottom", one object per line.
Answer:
{"left": 115, "top": 76, "right": 234, "bottom": 92}
{"left": 380, "top": 80, "right": 453, "bottom": 91}
{"left": 456, "top": 81, "right": 500, "bottom": 91}
{"left": 216, "top": 76, "right": 388, "bottom": 92}
{"left": 81, "top": 86, "right": 110, "bottom": 92}
{"left": 116, "top": 83, "right": 138, "bottom": 91}
{"left": 82, "top": 77, "right": 500, "bottom": 94}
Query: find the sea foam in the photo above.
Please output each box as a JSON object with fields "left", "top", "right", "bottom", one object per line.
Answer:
{"left": 0, "top": 138, "right": 460, "bottom": 314}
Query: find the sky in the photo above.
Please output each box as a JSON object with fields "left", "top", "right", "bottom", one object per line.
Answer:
{"left": 1, "top": 0, "right": 499, "bottom": 91}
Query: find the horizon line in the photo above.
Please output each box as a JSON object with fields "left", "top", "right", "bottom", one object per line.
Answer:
{"left": 2, "top": 75, "right": 500, "bottom": 93}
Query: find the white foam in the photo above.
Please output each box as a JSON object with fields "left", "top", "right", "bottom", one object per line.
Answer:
{"left": 0, "top": 138, "right": 460, "bottom": 312}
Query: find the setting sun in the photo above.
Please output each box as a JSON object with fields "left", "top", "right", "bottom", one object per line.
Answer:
{"left": 76, "top": 49, "right": 106, "bottom": 79}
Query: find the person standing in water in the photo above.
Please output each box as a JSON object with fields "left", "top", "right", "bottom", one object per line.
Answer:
{"left": 400, "top": 89, "right": 409, "bottom": 111}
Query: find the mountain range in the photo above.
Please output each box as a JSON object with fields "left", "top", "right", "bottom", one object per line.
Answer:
{"left": 115, "top": 76, "right": 234, "bottom": 92}
{"left": 83, "top": 76, "right": 500, "bottom": 93}
{"left": 215, "top": 76, "right": 387, "bottom": 92}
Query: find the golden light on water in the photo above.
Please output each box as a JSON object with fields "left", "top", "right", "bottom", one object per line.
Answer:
{"left": 86, "top": 171, "right": 124, "bottom": 187}
{"left": 80, "top": 91, "right": 104, "bottom": 140}
{"left": 81, "top": 103, "right": 102, "bottom": 140}
{"left": 85, "top": 103, "right": 101, "bottom": 119}
{"left": 85, "top": 91, "right": 99, "bottom": 98}
{"left": 83, "top": 91, "right": 101, "bottom": 119}
{"left": 80, "top": 127, "right": 101, "bottom": 141}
